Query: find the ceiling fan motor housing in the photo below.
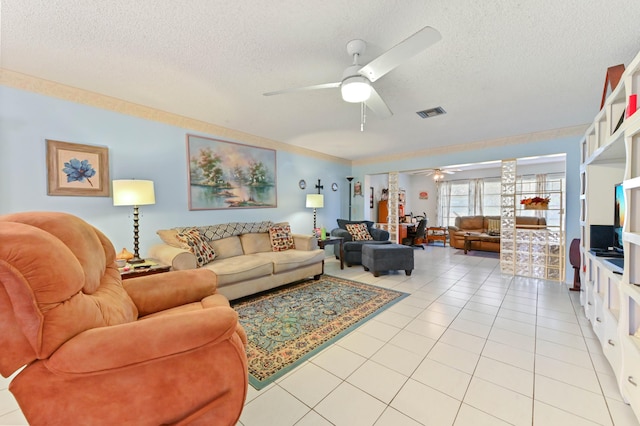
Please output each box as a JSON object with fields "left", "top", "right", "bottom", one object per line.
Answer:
{"left": 346, "top": 39, "right": 367, "bottom": 57}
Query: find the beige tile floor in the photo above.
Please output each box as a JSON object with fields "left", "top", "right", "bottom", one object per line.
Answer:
{"left": 1, "top": 245, "right": 639, "bottom": 425}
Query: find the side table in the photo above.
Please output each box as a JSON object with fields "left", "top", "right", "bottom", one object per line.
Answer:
{"left": 120, "top": 259, "right": 171, "bottom": 280}
{"left": 427, "top": 227, "right": 448, "bottom": 246}
{"left": 317, "top": 237, "right": 344, "bottom": 269}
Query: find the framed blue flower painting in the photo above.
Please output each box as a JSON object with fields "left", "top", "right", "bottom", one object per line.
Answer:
{"left": 46, "top": 139, "right": 110, "bottom": 197}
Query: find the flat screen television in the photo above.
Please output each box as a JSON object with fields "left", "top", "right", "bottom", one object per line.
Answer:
{"left": 613, "top": 182, "right": 625, "bottom": 254}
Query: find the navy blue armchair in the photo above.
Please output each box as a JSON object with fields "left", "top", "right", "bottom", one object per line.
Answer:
{"left": 330, "top": 220, "right": 390, "bottom": 266}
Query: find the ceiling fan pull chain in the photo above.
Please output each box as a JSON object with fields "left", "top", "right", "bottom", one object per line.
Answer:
{"left": 360, "top": 102, "right": 366, "bottom": 132}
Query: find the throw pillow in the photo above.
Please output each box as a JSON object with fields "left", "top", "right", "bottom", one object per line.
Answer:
{"left": 337, "top": 219, "right": 374, "bottom": 230}
{"left": 157, "top": 229, "right": 190, "bottom": 249}
{"left": 269, "top": 225, "right": 295, "bottom": 252}
{"left": 176, "top": 228, "right": 216, "bottom": 267}
{"left": 487, "top": 219, "right": 501, "bottom": 236}
{"left": 345, "top": 223, "right": 374, "bottom": 241}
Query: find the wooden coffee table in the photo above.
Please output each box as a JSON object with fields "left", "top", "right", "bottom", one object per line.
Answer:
{"left": 463, "top": 233, "right": 482, "bottom": 254}
{"left": 463, "top": 233, "right": 500, "bottom": 254}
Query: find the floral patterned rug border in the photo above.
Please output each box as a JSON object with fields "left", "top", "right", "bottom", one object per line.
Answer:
{"left": 232, "top": 275, "right": 408, "bottom": 390}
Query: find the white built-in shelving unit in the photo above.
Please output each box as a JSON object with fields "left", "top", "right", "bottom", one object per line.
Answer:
{"left": 580, "top": 48, "right": 640, "bottom": 420}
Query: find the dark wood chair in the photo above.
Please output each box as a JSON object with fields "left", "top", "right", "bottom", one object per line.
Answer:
{"left": 569, "top": 238, "right": 581, "bottom": 291}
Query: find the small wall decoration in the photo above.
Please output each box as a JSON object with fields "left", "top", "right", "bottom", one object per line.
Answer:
{"left": 46, "top": 139, "right": 110, "bottom": 197}
{"left": 419, "top": 191, "right": 429, "bottom": 200}
{"left": 353, "top": 180, "right": 363, "bottom": 197}
{"left": 187, "top": 134, "right": 277, "bottom": 210}
{"left": 369, "top": 186, "right": 374, "bottom": 208}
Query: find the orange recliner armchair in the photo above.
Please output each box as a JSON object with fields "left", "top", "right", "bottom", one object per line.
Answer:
{"left": 0, "top": 212, "right": 248, "bottom": 425}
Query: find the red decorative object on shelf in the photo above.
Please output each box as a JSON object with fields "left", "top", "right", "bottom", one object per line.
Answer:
{"left": 524, "top": 203, "right": 549, "bottom": 210}
{"left": 520, "top": 196, "right": 550, "bottom": 210}
{"left": 627, "top": 94, "right": 637, "bottom": 118}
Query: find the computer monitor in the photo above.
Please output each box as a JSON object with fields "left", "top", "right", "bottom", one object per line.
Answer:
{"left": 590, "top": 225, "right": 613, "bottom": 250}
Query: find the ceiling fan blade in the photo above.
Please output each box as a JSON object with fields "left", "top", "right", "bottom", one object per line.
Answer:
{"left": 412, "top": 169, "right": 435, "bottom": 176}
{"left": 364, "top": 87, "right": 393, "bottom": 118}
{"left": 358, "top": 26, "right": 442, "bottom": 83}
{"left": 263, "top": 82, "right": 340, "bottom": 96}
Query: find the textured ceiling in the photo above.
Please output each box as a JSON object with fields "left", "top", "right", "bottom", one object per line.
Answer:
{"left": 2, "top": 1, "right": 640, "bottom": 161}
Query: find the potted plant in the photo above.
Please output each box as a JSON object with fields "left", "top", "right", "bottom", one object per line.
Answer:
{"left": 520, "top": 196, "right": 550, "bottom": 210}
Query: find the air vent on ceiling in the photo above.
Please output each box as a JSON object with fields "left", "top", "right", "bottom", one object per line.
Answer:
{"left": 416, "top": 106, "right": 446, "bottom": 119}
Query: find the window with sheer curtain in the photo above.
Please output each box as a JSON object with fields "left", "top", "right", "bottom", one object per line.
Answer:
{"left": 437, "top": 178, "right": 500, "bottom": 226}
{"left": 438, "top": 174, "right": 564, "bottom": 227}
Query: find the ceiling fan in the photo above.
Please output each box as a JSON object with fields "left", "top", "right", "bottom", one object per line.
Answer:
{"left": 263, "top": 26, "right": 442, "bottom": 130}
{"left": 415, "top": 168, "right": 462, "bottom": 181}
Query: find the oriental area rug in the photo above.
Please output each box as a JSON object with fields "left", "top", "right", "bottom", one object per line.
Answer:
{"left": 232, "top": 275, "right": 408, "bottom": 390}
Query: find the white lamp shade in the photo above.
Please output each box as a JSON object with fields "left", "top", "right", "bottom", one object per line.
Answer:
{"left": 341, "top": 76, "right": 372, "bottom": 103}
{"left": 112, "top": 180, "right": 156, "bottom": 206}
{"left": 305, "top": 194, "right": 324, "bottom": 208}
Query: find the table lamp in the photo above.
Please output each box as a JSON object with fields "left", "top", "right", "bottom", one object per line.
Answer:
{"left": 112, "top": 179, "right": 155, "bottom": 264}
{"left": 305, "top": 193, "right": 324, "bottom": 232}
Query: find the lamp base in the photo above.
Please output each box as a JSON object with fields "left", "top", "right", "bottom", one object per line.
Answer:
{"left": 128, "top": 257, "right": 146, "bottom": 265}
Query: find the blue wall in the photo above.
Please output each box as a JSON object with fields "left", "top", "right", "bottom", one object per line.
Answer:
{"left": 0, "top": 86, "right": 350, "bottom": 255}
{"left": 1, "top": 83, "right": 581, "bottom": 282}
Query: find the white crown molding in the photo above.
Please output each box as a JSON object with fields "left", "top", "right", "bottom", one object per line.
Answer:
{"left": 0, "top": 68, "right": 350, "bottom": 166}
{"left": 2, "top": 68, "right": 586, "bottom": 168}
{"left": 353, "top": 125, "right": 588, "bottom": 167}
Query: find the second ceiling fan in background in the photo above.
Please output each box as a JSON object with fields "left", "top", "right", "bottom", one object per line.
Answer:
{"left": 415, "top": 168, "right": 462, "bottom": 181}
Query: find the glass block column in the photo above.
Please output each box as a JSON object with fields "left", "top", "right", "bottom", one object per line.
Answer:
{"left": 501, "top": 159, "right": 565, "bottom": 281}
{"left": 500, "top": 160, "right": 517, "bottom": 274}
{"left": 388, "top": 172, "right": 399, "bottom": 243}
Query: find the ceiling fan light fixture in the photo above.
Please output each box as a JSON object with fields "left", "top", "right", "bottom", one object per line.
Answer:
{"left": 341, "top": 76, "right": 371, "bottom": 103}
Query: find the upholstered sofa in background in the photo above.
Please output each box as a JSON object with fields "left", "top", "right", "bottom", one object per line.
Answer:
{"left": 448, "top": 215, "right": 547, "bottom": 252}
{"left": 150, "top": 221, "right": 325, "bottom": 300}
{"left": 330, "top": 219, "right": 390, "bottom": 266}
{"left": 0, "top": 212, "right": 248, "bottom": 425}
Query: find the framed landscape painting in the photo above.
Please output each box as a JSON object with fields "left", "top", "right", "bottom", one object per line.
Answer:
{"left": 46, "top": 139, "right": 110, "bottom": 196}
{"left": 186, "top": 134, "right": 277, "bottom": 210}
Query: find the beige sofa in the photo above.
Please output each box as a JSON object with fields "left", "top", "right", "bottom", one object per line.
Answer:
{"left": 149, "top": 222, "right": 325, "bottom": 300}
{"left": 448, "top": 215, "right": 547, "bottom": 252}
